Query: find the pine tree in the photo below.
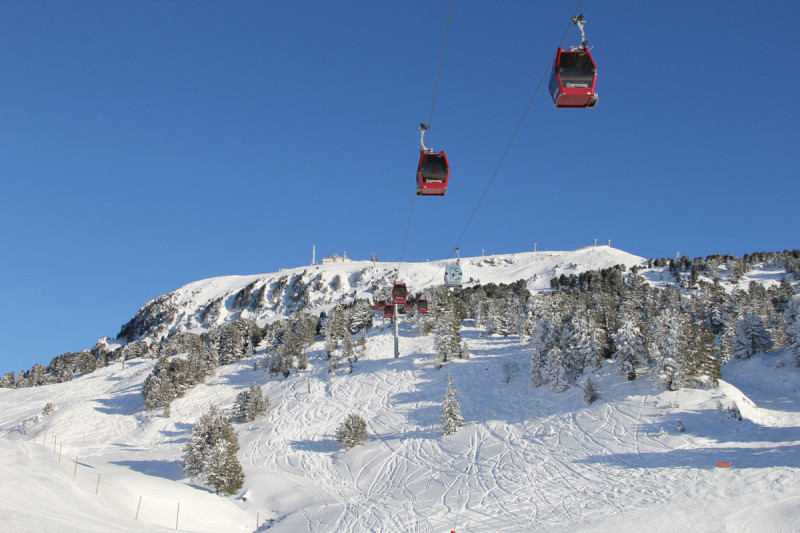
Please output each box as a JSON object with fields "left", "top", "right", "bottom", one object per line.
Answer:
{"left": 342, "top": 334, "right": 355, "bottom": 362}
{"left": 733, "top": 313, "right": 773, "bottom": 359}
{"left": 784, "top": 295, "right": 800, "bottom": 365}
{"left": 441, "top": 374, "right": 464, "bottom": 435}
{"left": 356, "top": 331, "right": 367, "bottom": 355}
{"left": 204, "top": 439, "right": 245, "bottom": 496}
{"left": 143, "top": 355, "right": 177, "bottom": 409}
{"left": 563, "top": 313, "right": 602, "bottom": 375}
{"left": 684, "top": 322, "right": 721, "bottom": 386}
{"left": 181, "top": 406, "right": 244, "bottom": 495}
{"left": 0, "top": 372, "right": 15, "bottom": 389}
{"left": 323, "top": 307, "right": 347, "bottom": 356}
{"left": 530, "top": 347, "right": 548, "bottom": 388}
{"left": 650, "top": 309, "right": 685, "bottom": 391}
{"left": 233, "top": 391, "right": 249, "bottom": 423}
{"left": 233, "top": 383, "right": 271, "bottom": 423}
{"left": 545, "top": 346, "right": 570, "bottom": 392}
{"left": 433, "top": 291, "right": 467, "bottom": 366}
{"left": 335, "top": 413, "right": 368, "bottom": 450}
{"left": 484, "top": 299, "right": 505, "bottom": 336}
{"left": 245, "top": 383, "right": 270, "bottom": 420}
{"left": 583, "top": 377, "right": 598, "bottom": 404}
{"left": 612, "top": 315, "right": 646, "bottom": 380}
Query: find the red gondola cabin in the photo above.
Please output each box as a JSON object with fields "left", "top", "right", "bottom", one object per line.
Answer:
{"left": 416, "top": 151, "right": 450, "bottom": 196}
{"left": 417, "top": 299, "right": 428, "bottom": 313}
{"left": 548, "top": 47, "right": 598, "bottom": 109}
{"left": 392, "top": 283, "right": 408, "bottom": 304}
{"left": 383, "top": 303, "right": 395, "bottom": 318}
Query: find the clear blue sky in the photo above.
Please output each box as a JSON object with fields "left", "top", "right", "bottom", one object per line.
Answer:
{"left": 2, "top": 1, "right": 798, "bottom": 373}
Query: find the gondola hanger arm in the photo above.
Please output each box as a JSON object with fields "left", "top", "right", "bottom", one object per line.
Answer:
{"left": 418, "top": 122, "right": 431, "bottom": 152}
{"left": 570, "top": 14, "right": 589, "bottom": 51}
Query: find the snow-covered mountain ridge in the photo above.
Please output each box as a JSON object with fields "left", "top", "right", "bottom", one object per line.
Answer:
{"left": 115, "top": 247, "right": 665, "bottom": 343}
{"left": 118, "top": 246, "right": 646, "bottom": 343}
{"left": 118, "top": 245, "right": 796, "bottom": 346}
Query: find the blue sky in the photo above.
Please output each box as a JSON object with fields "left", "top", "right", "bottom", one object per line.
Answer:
{"left": 2, "top": 1, "right": 799, "bottom": 373}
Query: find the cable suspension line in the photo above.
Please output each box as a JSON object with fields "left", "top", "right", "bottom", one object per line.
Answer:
{"left": 419, "top": 0, "right": 585, "bottom": 288}
{"left": 397, "top": 0, "right": 455, "bottom": 273}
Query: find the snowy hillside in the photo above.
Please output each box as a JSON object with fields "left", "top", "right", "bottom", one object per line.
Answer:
{"left": 117, "top": 246, "right": 645, "bottom": 342}
{"left": 0, "top": 328, "right": 800, "bottom": 532}
{"left": 1, "top": 327, "right": 799, "bottom": 531}
{"left": 1, "top": 246, "right": 799, "bottom": 532}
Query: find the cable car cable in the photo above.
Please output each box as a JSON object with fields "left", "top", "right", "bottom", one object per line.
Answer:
{"left": 396, "top": 0, "right": 454, "bottom": 274}
{"left": 417, "top": 0, "right": 584, "bottom": 289}
{"left": 426, "top": 0, "right": 454, "bottom": 136}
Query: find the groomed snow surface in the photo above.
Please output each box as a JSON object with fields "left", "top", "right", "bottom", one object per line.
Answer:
{"left": 1, "top": 321, "right": 799, "bottom": 532}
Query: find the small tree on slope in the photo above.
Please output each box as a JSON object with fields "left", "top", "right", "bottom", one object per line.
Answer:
{"left": 335, "top": 413, "right": 368, "bottom": 451}
{"left": 441, "top": 374, "right": 464, "bottom": 435}
{"left": 233, "top": 383, "right": 271, "bottom": 423}
{"left": 182, "top": 406, "right": 244, "bottom": 495}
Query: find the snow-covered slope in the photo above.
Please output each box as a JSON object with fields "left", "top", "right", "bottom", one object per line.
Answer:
{"left": 1, "top": 321, "right": 799, "bottom": 532}
{"left": 2, "top": 247, "right": 798, "bottom": 531}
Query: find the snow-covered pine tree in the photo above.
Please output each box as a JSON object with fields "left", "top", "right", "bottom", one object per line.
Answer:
{"left": 530, "top": 347, "right": 548, "bottom": 388}
{"left": 785, "top": 295, "right": 800, "bottom": 365}
{"left": 234, "top": 383, "right": 271, "bottom": 423}
{"left": 356, "top": 330, "right": 367, "bottom": 355}
{"left": 441, "top": 374, "right": 464, "bottom": 435}
{"left": 204, "top": 438, "right": 245, "bottom": 496}
{"left": 323, "top": 307, "right": 347, "bottom": 356}
{"left": 335, "top": 413, "right": 368, "bottom": 450}
{"left": 612, "top": 315, "right": 646, "bottom": 380}
{"left": 181, "top": 406, "right": 244, "bottom": 495}
{"left": 142, "top": 355, "right": 177, "bottom": 409}
{"left": 269, "top": 329, "right": 301, "bottom": 378}
{"left": 484, "top": 299, "right": 505, "bottom": 336}
{"left": 529, "top": 313, "right": 558, "bottom": 387}
{"left": 346, "top": 299, "right": 374, "bottom": 334}
{"left": 650, "top": 309, "right": 686, "bottom": 391}
{"left": 434, "top": 313, "right": 464, "bottom": 366}
{"left": 232, "top": 391, "right": 249, "bottom": 423}
{"left": 544, "top": 346, "right": 570, "bottom": 392}
{"left": 718, "top": 314, "right": 738, "bottom": 364}
{"left": 733, "top": 313, "right": 773, "bottom": 359}
{"left": 562, "top": 313, "right": 602, "bottom": 375}
{"left": 683, "top": 322, "right": 721, "bottom": 386}
{"left": 0, "top": 372, "right": 14, "bottom": 389}
{"left": 342, "top": 333, "right": 355, "bottom": 362}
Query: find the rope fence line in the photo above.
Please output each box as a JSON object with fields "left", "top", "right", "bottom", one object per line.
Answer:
{"left": 3, "top": 428, "right": 271, "bottom": 532}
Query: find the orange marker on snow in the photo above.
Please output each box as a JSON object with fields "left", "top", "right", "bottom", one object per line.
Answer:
{"left": 716, "top": 461, "right": 731, "bottom": 467}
